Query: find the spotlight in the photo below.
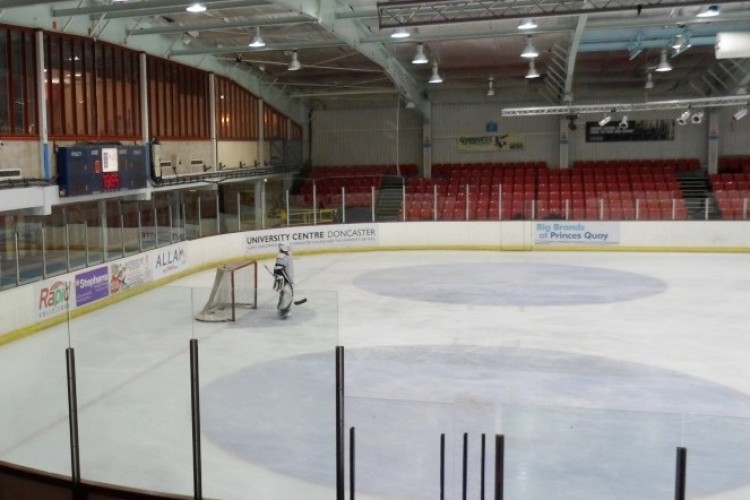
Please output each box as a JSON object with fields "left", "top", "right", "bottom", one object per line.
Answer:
{"left": 618, "top": 115, "right": 629, "bottom": 129}
{"left": 676, "top": 110, "right": 690, "bottom": 125}
{"left": 566, "top": 113, "right": 578, "bottom": 131}
{"left": 412, "top": 43, "right": 428, "bottom": 64}
{"left": 288, "top": 51, "right": 301, "bottom": 71}
{"left": 486, "top": 77, "right": 495, "bottom": 96}
{"left": 391, "top": 27, "right": 411, "bottom": 39}
{"left": 521, "top": 36, "right": 539, "bottom": 59}
{"left": 248, "top": 27, "right": 265, "bottom": 48}
{"left": 598, "top": 115, "right": 612, "bottom": 127}
{"left": 645, "top": 72, "right": 654, "bottom": 89}
{"left": 525, "top": 60, "right": 540, "bottom": 79}
{"left": 655, "top": 49, "right": 672, "bottom": 72}
{"left": 518, "top": 18, "right": 537, "bottom": 30}
{"left": 186, "top": 2, "right": 206, "bottom": 13}
{"left": 733, "top": 107, "right": 748, "bottom": 121}
{"left": 691, "top": 111, "right": 704, "bottom": 124}
{"left": 696, "top": 5, "right": 719, "bottom": 17}
{"left": 429, "top": 62, "right": 443, "bottom": 84}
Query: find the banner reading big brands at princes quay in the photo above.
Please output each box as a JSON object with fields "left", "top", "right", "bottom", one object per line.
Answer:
{"left": 535, "top": 221, "right": 620, "bottom": 245}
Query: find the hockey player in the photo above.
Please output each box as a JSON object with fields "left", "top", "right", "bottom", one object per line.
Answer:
{"left": 273, "top": 243, "right": 294, "bottom": 318}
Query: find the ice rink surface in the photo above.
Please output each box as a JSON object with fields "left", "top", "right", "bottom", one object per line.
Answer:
{"left": 2, "top": 250, "right": 750, "bottom": 499}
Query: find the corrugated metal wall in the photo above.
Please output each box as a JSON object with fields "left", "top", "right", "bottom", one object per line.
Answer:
{"left": 431, "top": 103, "right": 559, "bottom": 165}
{"left": 312, "top": 103, "right": 749, "bottom": 170}
{"left": 312, "top": 107, "right": 422, "bottom": 166}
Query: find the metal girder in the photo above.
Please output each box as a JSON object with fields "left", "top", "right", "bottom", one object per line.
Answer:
{"left": 128, "top": 15, "right": 310, "bottom": 36}
{"left": 170, "top": 40, "right": 350, "bottom": 56}
{"left": 377, "top": 0, "right": 749, "bottom": 28}
{"left": 501, "top": 95, "right": 750, "bottom": 116}
{"left": 52, "top": 0, "right": 266, "bottom": 18}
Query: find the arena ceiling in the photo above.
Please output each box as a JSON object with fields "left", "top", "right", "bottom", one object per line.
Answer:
{"left": 21, "top": 0, "right": 750, "bottom": 113}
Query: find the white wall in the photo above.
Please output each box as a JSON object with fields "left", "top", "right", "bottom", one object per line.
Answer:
{"left": 217, "top": 140, "right": 259, "bottom": 169}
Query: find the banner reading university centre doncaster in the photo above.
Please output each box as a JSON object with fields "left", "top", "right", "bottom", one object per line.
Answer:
{"left": 457, "top": 134, "right": 525, "bottom": 152}
{"left": 245, "top": 224, "right": 379, "bottom": 253}
{"left": 534, "top": 221, "right": 620, "bottom": 245}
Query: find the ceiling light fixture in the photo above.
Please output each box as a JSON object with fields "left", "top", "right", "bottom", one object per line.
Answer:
{"left": 412, "top": 43, "right": 428, "bottom": 64}
{"left": 645, "top": 72, "right": 654, "bottom": 89}
{"left": 676, "top": 110, "right": 691, "bottom": 125}
{"left": 525, "top": 60, "right": 540, "bottom": 79}
{"left": 619, "top": 115, "right": 629, "bottom": 129}
{"left": 655, "top": 49, "right": 672, "bottom": 72}
{"left": 429, "top": 62, "right": 443, "bottom": 84}
{"left": 691, "top": 111, "right": 704, "bottom": 124}
{"left": 486, "top": 77, "right": 495, "bottom": 96}
{"left": 391, "top": 27, "right": 411, "bottom": 39}
{"left": 671, "top": 34, "right": 692, "bottom": 57}
{"left": 248, "top": 27, "right": 265, "bottom": 48}
{"left": 598, "top": 114, "right": 612, "bottom": 127}
{"left": 518, "top": 18, "right": 537, "bottom": 30}
{"left": 521, "top": 36, "right": 539, "bottom": 59}
{"left": 186, "top": 2, "right": 206, "bottom": 13}
{"left": 288, "top": 51, "right": 301, "bottom": 71}
{"left": 733, "top": 107, "right": 748, "bottom": 121}
{"left": 696, "top": 5, "right": 720, "bottom": 17}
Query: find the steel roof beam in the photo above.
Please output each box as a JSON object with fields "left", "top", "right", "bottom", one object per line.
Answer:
{"left": 377, "top": 0, "right": 750, "bottom": 27}
{"left": 128, "top": 15, "right": 310, "bottom": 36}
{"left": 52, "top": 0, "right": 267, "bottom": 18}
{"left": 501, "top": 95, "right": 750, "bottom": 116}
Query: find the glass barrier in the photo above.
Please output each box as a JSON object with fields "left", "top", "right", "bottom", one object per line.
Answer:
{"left": 18, "top": 219, "right": 44, "bottom": 285}
{"left": 66, "top": 223, "right": 88, "bottom": 271}
{"left": 70, "top": 285, "right": 195, "bottom": 497}
{"left": 0, "top": 282, "right": 72, "bottom": 475}
{"left": 345, "top": 396, "right": 496, "bottom": 500}
{"left": 194, "top": 286, "right": 339, "bottom": 500}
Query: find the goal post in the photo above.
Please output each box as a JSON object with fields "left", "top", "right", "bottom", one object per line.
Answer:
{"left": 195, "top": 260, "right": 258, "bottom": 322}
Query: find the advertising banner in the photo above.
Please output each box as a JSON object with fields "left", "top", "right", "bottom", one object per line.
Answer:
{"left": 457, "top": 134, "right": 524, "bottom": 152}
{"left": 585, "top": 120, "right": 674, "bottom": 142}
{"left": 110, "top": 254, "right": 152, "bottom": 295}
{"left": 36, "top": 279, "right": 70, "bottom": 320}
{"left": 151, "top": 242, "right": 188, "bottom": 279}
{"left": 246, "top": 224, "right": 379, "bottom": 253}
{"left": 74, "top": 266, "right": 110, "bottom": 307}
{"left": 534, "top": 221, "right": 620, "bottom": 245}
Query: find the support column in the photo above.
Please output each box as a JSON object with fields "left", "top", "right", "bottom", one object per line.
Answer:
{"left": 35, "top": 30, "right": 50, "bottom": 180}
{"left": 209, "top": 73, "right": 218, "bottom": 171}
{"left": 559, "top": 117, "right": 571, "bottom": 169}
{"left": 707, "top": 111, "right": 720, "bottom": 174}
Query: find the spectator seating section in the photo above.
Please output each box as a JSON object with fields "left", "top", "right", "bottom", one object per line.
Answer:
{"left": 402, "top": 160, "right": 695, "bottom": 221}
{"left": 711, "top": 156, "right": 750, "bottom": 220}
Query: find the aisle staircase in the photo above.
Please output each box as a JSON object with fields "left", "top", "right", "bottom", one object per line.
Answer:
{"left": 375, "top": 176, "right": 404, "bottom": 221}
{"left": 677, "top": 170, "right": 718, "bottom": 220}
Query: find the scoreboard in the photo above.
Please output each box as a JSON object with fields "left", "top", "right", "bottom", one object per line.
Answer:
{"left": 57, "top": 145, "right": 149, "bottom": 197}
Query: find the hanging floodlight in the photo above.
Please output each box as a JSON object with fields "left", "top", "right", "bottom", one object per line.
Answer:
{"left": 429, "top": 62, "right": 443, "bottom": 84}
{"left": 391, "top": 27, "right": 411, "bottom": 39}
{"left": 525, "top": 60, "right": 540, "bottom": 79}
{"left": 733, "top": 107, "right": 748, "bottom": 121}
{"left": 248, "top": 27, "right": 265, "bottom": 48}
{"left": 412, "top": 43, "right": 428, "bottom": 64}
{"left": 696, "top": 5, "right": 719, "bottom": 17}
{"left": 598, "top": 114, "right": 612, "bottom": 127}
{"left": 619, "top": 115, "right": 629, "bottom": 129}
{"left": 521, "top": 36, "right": 539, "bottom": 59}
{"left": 691, "top": 111, "right": 704, "bottom": 124}
{"left": 486, "top": 77, "right": 495, "bottom": 96}
{"left": 676, "top": 110, "right": 691, "bottom": 125}
{"left": 288, "top": 51, "right": 301, "bottom": 71}
{"left": 518, "top": 18, "right": 537, "bottom": 30}
{"left": 655, "top": 49, "right": 672, "bottom": 72}
{"left": 186, "top": 2, "right": 206, "bottom": 13}
{"left": 645, "top": 72, "right": 654, "bottom": 89}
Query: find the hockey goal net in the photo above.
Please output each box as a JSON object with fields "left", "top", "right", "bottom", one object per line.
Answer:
{"left": 195, "top": 261, "right": 258, "bottom": 322}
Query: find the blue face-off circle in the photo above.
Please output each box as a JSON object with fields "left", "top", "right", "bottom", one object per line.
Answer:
{"left": 202, "top": 345, "right": 750, "bottom": 499}
{"left": 353, "top": 262, "right": 668, "bottom": 306}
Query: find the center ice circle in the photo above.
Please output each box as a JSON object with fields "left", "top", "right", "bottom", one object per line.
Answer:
{"left": 353, "top": 262, "right": 667, "bottom": 306}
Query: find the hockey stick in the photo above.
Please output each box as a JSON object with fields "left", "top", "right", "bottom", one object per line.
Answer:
{"left": 264, "top": 264, "right": 308, "bottom": 306}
